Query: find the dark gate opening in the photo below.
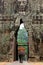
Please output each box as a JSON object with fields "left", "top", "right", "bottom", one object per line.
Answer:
{"left": 14, "top": 26, "right": 29, "bottom": 61}
{"left": 18, "top": 44, "right": 29, "bottom": 61}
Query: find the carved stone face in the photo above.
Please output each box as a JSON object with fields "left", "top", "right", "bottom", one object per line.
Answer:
{"left": 18, "top": 0, "right": 27, "bottom": 11}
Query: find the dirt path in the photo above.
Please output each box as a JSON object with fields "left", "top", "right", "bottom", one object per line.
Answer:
{"left": 0, "top": 62, "right": 43, "bottom": 65}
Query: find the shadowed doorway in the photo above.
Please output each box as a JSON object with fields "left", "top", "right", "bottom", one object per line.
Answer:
{"left": 14, "top": 19, "right": 29, "bottom": 61}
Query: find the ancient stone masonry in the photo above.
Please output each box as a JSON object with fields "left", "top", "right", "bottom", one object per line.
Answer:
{"left": 0, "top": 0, "right": 43, "bottom": 61}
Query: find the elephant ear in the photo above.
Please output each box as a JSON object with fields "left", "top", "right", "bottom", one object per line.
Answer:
{"left": 17, "top": 28, "right": 28, "bottom": 45}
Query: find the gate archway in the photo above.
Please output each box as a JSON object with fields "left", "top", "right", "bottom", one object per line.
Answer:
{"left": 14, "top": 17, "right": 29, "bottom": 61}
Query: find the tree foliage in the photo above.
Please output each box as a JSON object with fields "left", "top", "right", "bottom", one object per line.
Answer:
{"left": 17, "top": 28, "right": 28, "bottom": 45}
